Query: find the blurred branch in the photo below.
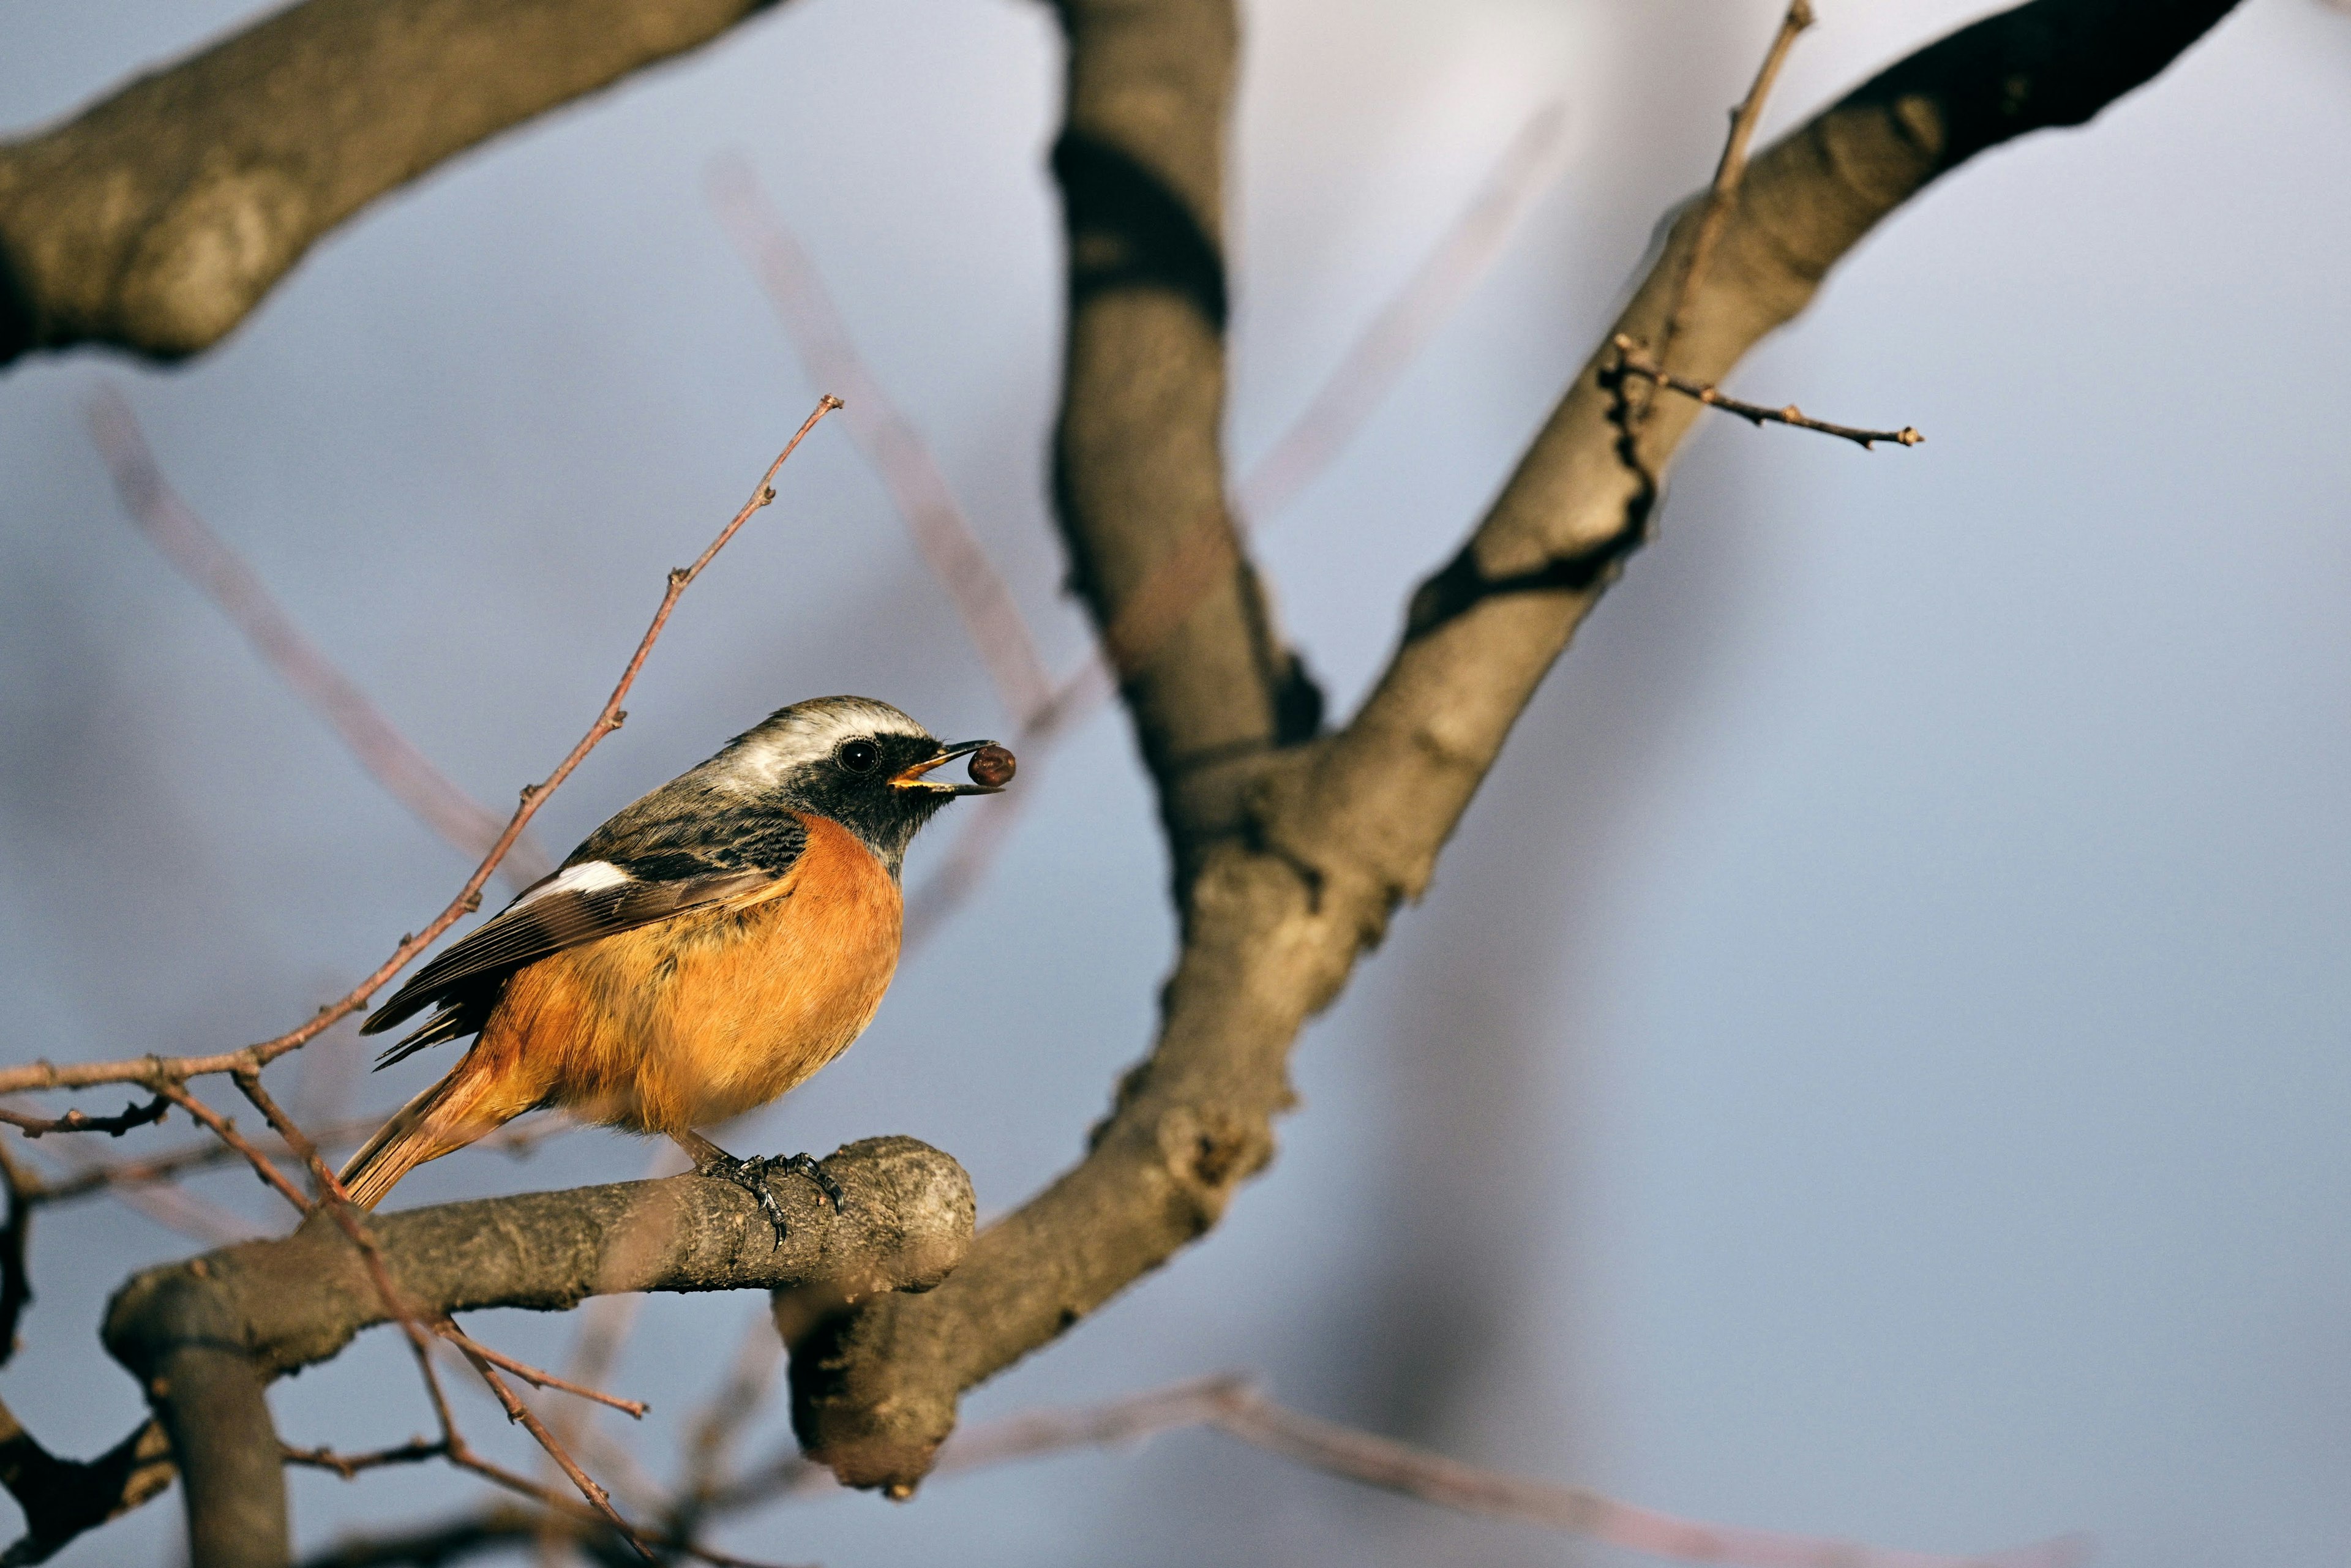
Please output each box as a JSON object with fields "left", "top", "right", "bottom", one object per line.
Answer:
{"left": 786, "top": 0, "right": 2245, "bottom": 1495}
{"left": 0, "top": 400, "right": 837, "bottom": 1102}
{"left": 0, "top": 0, "right": 792, "bottom": 367}
{"left": 706, "top": 157, "right": 1059, "bottom": 726}
{"left": 0, "top": 1095, "right": 168, "bottom": 1138}
{"left": 1231, "top": 100, "right": 1570, "bottom": 523}
{"left": 288, "top": 1373, "right": 2087, "bottom": 1568}
{"left": 1610, "top": 337, "right": 1923, "bottom": 449}
{"left": 0, "top": 1404, "right": 174, "bottom": 1568}
{"left": 88, "top": 386, "right": 555, "bottom": 889}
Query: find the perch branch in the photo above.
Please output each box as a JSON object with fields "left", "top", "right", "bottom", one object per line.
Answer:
{"left": 76, "top": 1137, "right": 968, "bottom": 1568}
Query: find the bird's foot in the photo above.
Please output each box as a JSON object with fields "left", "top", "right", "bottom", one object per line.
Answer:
{"left": 771, "top": 1150, "right": 846, "bottom": 1215}
{"left": 689, "top": 1146, "right": 842, "bottom": 1247}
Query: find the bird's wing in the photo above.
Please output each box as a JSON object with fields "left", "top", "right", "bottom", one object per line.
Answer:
{"left": 361, "top": 805, "right": 811, "bottom": 1048}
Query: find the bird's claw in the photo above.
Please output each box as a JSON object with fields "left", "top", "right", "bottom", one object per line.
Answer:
{"left": 773, "top": 1150, "right": 846, "bottom": 1214}
{"left": 692, "top": 1149, "right": 843, "bottom": 1247}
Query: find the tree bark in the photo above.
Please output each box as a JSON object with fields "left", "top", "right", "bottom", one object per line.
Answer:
{"left": 0, "top": 0, "right": 784, "bottom": 366}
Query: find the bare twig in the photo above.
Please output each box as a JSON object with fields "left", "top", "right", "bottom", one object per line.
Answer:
{"left": 1611, "top": 337, "right": 1923, "bottom": 449}
{"left": 0, "top": 1097, "right": 168, "bottom": 1139}
{"left": 149, "top": 1082, "right": 311, "bottom": 1215}
{"left": 1657, "top": 0, "right": 1816, "bottom": 369}
{"left": 0, "top": 397, "right": 840, "bottom": 1101}
{"left": 18, "top": 1110, "right": 388, "bottom": 1205}
{"left": 88, "top": 386, "right": 554, "bottom": 891}
{"left": 282, "top": 1439, "right": 450, "bottom": 1480}
{"left": 439, "top": 1322, "right": 650, "bottom": 1420}
{"left": 456, "top": 1348, "right": 654, "bottom": 1562}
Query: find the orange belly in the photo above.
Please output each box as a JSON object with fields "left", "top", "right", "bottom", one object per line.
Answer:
{"left": 459, "top": 814, "right": 902, "bottom": 1136}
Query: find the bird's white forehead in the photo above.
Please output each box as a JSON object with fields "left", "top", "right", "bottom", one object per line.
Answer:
{"left": 720, "top": 696, "right": 932, "bottom": 782}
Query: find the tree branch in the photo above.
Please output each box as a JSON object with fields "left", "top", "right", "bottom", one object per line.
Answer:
{"left": 79, "top": 1137, "right": 969, "bottom": 1568}
{"left": 0, "top": 0, "right": 790, "bottom": 367}
{"left": 290, "top": 1373, "right": 2088, "bottom": 1568}
{"left": 786, "top": 0, "right": 2244, "bottom": 1495}
{"left": 0, "top": 1402, "right": 174, "bottom": 1568}
{"left": 1044, "top": 0, "right": 1320, "bottom": 866}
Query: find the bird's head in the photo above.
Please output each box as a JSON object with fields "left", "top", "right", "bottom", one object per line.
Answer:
{"left": 721, "top": 696, "right": 1010, "bottom": 872}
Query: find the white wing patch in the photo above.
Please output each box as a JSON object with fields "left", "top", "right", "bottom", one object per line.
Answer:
{"left": 512, "top": 859, "right": 632, "bottom": 910}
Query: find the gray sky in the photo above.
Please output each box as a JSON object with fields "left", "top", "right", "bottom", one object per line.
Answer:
{"left": 3, "top": 2, "right": 2349, "bottom": 1565}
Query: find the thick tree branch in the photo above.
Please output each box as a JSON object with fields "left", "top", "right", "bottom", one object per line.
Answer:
{"left": 787, "top": 0, "right": 2243, "bottom": 1494}
{"left": 1046, "top": 0, "right": 1320, "bottom": 863}
{"left": 83, "top": 1137, "right": 968, "bottom": 1568}
{"left": 0, "top": 0, "right": 786, "bottom": 367}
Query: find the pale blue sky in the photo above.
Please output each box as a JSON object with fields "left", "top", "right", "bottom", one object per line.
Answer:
{"left": 3, "top": 3, "right": 2348, "bottom": 1565}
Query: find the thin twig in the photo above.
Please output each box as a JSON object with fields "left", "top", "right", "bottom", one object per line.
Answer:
{"left": 0, "top": 397, "right": 839, "bottom": 1102}
{"left": 282, "top": 1438, "right": 451, "bottom": 1480}
{"left": 437, "top": 1322, "right": 650, "bottom": 1420}
{"left": 455, "top": 1347, "right": 655, "bottom": 1563}
{"left": 0, "top": 1097, "right": 168, "bottom": 1139}
{"left": 1656, "top": 0, "right": 1816, "bottom": 371}
{"left": 87, "top": 385, "right": 555, "bottom": 891}
{"left": 18, "top": 1110, "right": 391, "bottom": 1205}
{"left": 1611, "top": 337, "right": 1923, "bottom": 450}
{"left": 149, "top": 1082, "right": 312, "bottom": 1215}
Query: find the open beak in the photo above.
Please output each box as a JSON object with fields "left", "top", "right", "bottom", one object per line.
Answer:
{"left": 890, "top": 738, "right": 1003, "bottom": 796}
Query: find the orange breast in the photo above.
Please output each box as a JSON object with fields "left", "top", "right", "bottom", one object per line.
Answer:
{"left": 463, "top": 814, "right": 902, "bottom": 1136}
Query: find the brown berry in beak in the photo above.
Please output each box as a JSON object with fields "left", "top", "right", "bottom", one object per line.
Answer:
{"left": 968, "top": 744, "right": 1017, "bottom": 789}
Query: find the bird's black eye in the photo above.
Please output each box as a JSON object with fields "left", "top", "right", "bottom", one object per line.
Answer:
{"left": 836, "top": 738, "right": 880, "bottom": 775}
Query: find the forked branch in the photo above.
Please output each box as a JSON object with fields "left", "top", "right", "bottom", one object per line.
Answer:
{"left": 784, "top": 0, "right": 2245, "bottom": 1496}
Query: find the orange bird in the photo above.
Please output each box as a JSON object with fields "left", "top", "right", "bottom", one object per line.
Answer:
{"left": 341, "top": 696, "right": 1012, "bottom": 1231}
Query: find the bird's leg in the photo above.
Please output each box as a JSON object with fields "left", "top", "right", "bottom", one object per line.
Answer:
{"left": 670, "top": 1131, "right": 841, "bottom": 1247}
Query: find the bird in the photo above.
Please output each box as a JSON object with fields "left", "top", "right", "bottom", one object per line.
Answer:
{"left": 339, "top": 696, "right": 1014, "bottom": 1232}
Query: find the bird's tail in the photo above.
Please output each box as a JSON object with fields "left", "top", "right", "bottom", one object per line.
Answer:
{"left": 338, "top": 1060, "right": 511, "bottom": 1210}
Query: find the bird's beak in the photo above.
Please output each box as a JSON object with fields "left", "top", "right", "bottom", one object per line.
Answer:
{"left": 891, "top": 738, "right": 1004, "bottom": 796}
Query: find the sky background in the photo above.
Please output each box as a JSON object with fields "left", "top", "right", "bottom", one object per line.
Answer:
{"left": 4, "top": 1, "right": 2350, "bottom": 1564}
